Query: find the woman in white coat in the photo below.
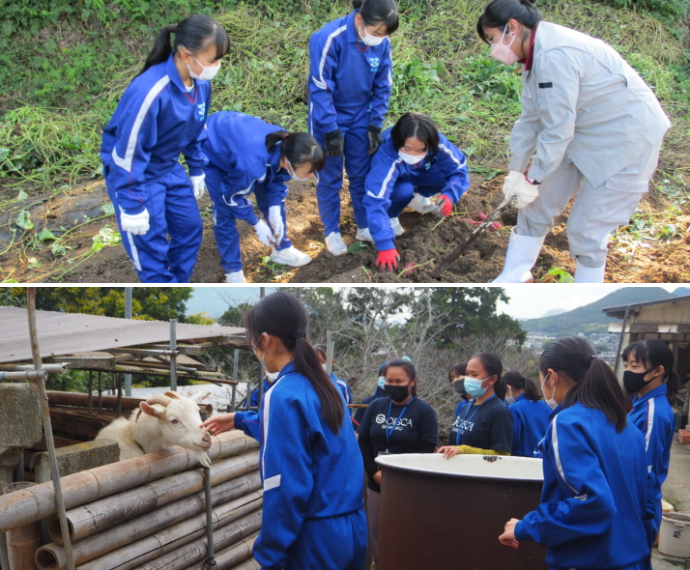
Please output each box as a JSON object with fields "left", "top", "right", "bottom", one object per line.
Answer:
{"left": 478, "top": 0, "right": 671, "bottom": 283}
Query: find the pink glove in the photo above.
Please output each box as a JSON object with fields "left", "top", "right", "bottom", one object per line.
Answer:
{"left": 435, "top": 194, "right": 453, "bottom": 217}
{"left": 376, "top": 249, "right": 400, "bottom": 272}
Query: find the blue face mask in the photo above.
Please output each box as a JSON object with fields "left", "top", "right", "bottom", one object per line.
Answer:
{"left": 464, "top": 377, "right": 488, "bottom": 398}
{"left": 378, "top": 376, "right": 386, "bottom": 389}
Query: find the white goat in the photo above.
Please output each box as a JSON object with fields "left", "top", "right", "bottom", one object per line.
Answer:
{"left": 96, "top": 391, "right": 212, "bottom": 467}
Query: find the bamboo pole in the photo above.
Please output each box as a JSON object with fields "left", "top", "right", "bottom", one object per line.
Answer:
{"left": 48, "top": 451, "right": 259, "bottom": 544}
{"left": 0, "top": 431, "right": 258, "bottom": 533}
{"left": 75, "top": 494, "right": 263, "bottom": 570}
{"left": 36, "top": 478, "right": 263, "bottom": 569}
{"left": 3, "top": 482, "right": 41, "bottom": 570}
{"left": 202, "top": 533, "right": 258, "bottom": 570}
{"left": 225, "top": 558, "right": 260, "bottom": 570}
{"left": 133, "top": 519, "right": 260, "bottom": 570}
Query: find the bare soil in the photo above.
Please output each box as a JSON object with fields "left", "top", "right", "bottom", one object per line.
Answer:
{"left": 1, "top": 173, "right": 688, "bottom": 284}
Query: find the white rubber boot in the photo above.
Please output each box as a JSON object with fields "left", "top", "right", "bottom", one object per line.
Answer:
{"left": 492, "top": 227, "right": 545, "bottom": 283}
{"left": 325, "top": 232, "right": 348, "bottom": 256}
{"left": 355, "top": 227, "right": 374, "bottom": 243}
{"left": 225, "top": 270, "right": 245, "bottom": 283}
{"left": 574, "top": 261, "right": 606, "bottom": 283}
{"left": 271, "top": 246, "right": 312, "bottom": 267}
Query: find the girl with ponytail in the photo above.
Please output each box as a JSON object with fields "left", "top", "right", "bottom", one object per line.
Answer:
{"left": 101, "top": 15, "right": 229, "bottom": 283}
{"left": 201, "top": 111, "right": 325, "bottom": 282}
{"left": 498, "top": 336, "right": 656, "bottom": 570}
{"left": 623, "top": 339, "right": 678, "bottom": 536}
{"left": 201, "top": 292, "right": 367, "bottom": 569}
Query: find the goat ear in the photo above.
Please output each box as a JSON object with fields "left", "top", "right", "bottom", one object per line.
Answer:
{"left": 140, "top": 402, "right": 165, "bottom": 418}
{"left": 189, "top": 391, "right": 206, "bottom": 403}
{"left": 165, "top": 391, "right": 182, "bottom": 400}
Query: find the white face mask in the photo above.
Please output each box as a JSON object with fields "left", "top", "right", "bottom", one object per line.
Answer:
{"left": 187, "top": 53, "right": 221, "bottom": 81}
{"left": 399, "top": 151, "right": 425, "bottom": 165}
{"left": 359, "top": 23, "right": 386, "bottom": 46}
{"left": 541, "top": 373, "right": 559, "bottom": 410}
{"left": 321, "top": 364, "right": 329, "bottom": 372}
{"left": 490, "top": 26, "right": 519, "bottom": 66}
{"left": 286, "top": 159, "right": 312, "bottom": 181}
{"left": 266, "top": 371, "right": 279, "bottom": 382}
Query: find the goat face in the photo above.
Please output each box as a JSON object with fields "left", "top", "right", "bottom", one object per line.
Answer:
{"left": 140, "top": 392, "right": 212, "bottom": 467}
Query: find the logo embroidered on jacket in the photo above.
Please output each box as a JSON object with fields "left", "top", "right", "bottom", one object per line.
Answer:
{"left": 197, "top": 102, "right": 206, "bottom": 121}
{"left": 369, "top": 57, "right": 380, "bottom": 73}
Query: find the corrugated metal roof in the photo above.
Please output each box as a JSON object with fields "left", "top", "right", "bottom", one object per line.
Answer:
{"left": 0, "top": 307, "right": 247, "bottom": 364}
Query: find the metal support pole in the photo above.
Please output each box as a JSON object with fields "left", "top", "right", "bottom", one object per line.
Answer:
{"left": 202, "top": 467, "right": 216, "bottom": 569}
{"left": 97, "top": 370, "right": 103, "bottom": 411}
{"left": 116, "top": 373, "right": 122, "bottom": 418}
{"left": 614, "top": 306, "right": 631, "bottom": 377}
{"left": 170, "top": 319, "right": 178, "bottom": 392}
{"left": 326, "top": 330, "right": 334, "bottom": 375}
{"left": 26, "top": 288, "right": 76, "bottom": 570}
{"left": 0, "top": 533, "right": 9, "bottom": 570}
{"left": 87, "top": 371, "right": 93, "bottom": 416}
{"left": 124, "top": 287, "right": 133, "bottom": 397}
{"left": 229, "top": 349, "right": 239, "bottom": 413}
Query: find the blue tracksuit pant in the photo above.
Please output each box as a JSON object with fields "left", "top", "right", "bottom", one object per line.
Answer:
{"left": 106, "top": 162, "right": 202, "bottom": 283}
{"left": 387, "top": 167, "right": 449, "bottom": 219}
{"left": 207, "top": 171, "right": 291, "bottom": 274}
{"left": 311, "top": 123, "right": 371, "bottom": 236}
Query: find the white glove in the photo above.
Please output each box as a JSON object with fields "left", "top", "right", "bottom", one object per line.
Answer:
{"left": 268, "top": 205, "right": 284, "bottom": 243}
{"left": 503, "top": 170, "right": 539, "bottom": 209}
{"left": 254, "top": 219, "right": 277, "bottom": 247}
{"left": 120, "top": 208, "right": 150, "bottom": 236}
{"left": 190, "top": 174, "right": 206, "bottom": 200}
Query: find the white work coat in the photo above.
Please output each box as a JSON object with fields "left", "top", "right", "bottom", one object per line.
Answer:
{"left": 510, "top": 22, "right": 671, "bottom": 189}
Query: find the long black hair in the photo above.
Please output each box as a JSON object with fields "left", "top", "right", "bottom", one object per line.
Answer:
{"left": 476, "top": 0, "right": 543, "bottom": 45}
{"left": 353, "top": 0, "right": 399, "bottom": 34}
{"left": 381, "top": 358, "right": 418, "bottom": 396}
{"left": 244, "top": 292, "right": 344, "bottom": 433}
{"left": 265, "top": 131, "right": 326, "bottom": 174}
{"left": 391, "top": 113, "right": 440, "bottom": 156}
{"left": 140, "top": 14, "right": 230, "bottom": 76}
{"left": 622, "top": 339, "right": 680, "bottom": 403}
{"left": 540, "top": 337, "right": 627, "bottom": 432}
{"left": 503, "top": 370, "right": 540, "bottom": 401}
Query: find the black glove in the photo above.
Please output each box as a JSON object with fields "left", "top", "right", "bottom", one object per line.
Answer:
{"left": 324, "top": 129, "right": 344, "bottom": 157}
{"left": 367, "top": 125, "right": 382, "bottom": 155}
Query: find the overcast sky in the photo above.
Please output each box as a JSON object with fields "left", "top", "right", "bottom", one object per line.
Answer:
{"left": 189, "top": 285, "right": 682, "bottom": 320}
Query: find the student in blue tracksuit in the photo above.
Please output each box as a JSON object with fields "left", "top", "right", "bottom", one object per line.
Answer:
{"left": 623, "top": 339, "right": 679, "bottom": 540}
{"left": 202, "top": 112, "right": 324, "bottom": 283}
{"left": 503, "top": 370, "right": 551, "bottom": 457}
{"left": 362, "top": 113, "right": 470, "bottom": 271}
{"left": 308, "top": 0, "right": 399, "bottom": 256}
{"left": 498, "top": 337, "right": 656, "bottom": 570}
{"left": 101, "top": 15, "right": 229, "bottom": 283}
{"left": 314, "top": 344, "right": 353, "bottom": 406}
{"left": 357, "top": 358, "right": 438, "bottom": 566}
{"left": 439, "top": 352, "right": 512, "bottom": 455}
{"left": 353, "top": 362, "right": 388, "bottom": 426}
{"left": 200, "top": 292, "right": 367, "bottom": 570}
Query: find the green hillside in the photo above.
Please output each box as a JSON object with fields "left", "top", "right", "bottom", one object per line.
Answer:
{"left": 520, "top": 287, "right": 676, "bottom": 335}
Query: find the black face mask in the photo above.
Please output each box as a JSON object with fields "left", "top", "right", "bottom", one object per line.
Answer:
{"left": 623, "top": 368, "right": 655, "bottom": 394}
{"left": 384, "top": 384, "right": 410, "bottom": 403}
{"left": 452, "top": 379, "right": 466, "bottom": 395}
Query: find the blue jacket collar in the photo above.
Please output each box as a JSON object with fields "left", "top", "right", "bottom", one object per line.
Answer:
{"left": 632, "top": 383, "right": 668, "bottom": 406}
{"left": 515, "top": 393, "right": 526, "bottom": 403}
{"left": 277, "top": 360, "right": 297, "bottom": 380}
{"left": 167, "top": 52, "right": 196, "bottom": 94}
{"left": 548, "top": 403, "right": 563, "bottom": 420}
{"left": 268, "top": 144, "right": 290, "bottom": 182}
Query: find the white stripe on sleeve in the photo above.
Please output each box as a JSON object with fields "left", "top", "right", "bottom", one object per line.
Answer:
{"left": 551, "top": 415, "right": 581, "bottom": 496}
{"left": 438, "top": 143, "right": 467, "bottom": 170}
{"left": 312, "top": 25, "right": 347, "bottom": 90}
{"left": 367, "top": 158, "right": 402, "bottom": 199}
{"left": 112, "top": 75, "right": 171, "bottom": 172}
{"left": 263, "top": 474, "right": 281, "bottom": 491}
{"left": 645, "top": 398, "right": 655, "bottom": 453}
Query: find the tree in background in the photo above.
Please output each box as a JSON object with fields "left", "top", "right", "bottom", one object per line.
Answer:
{"left": 0, "top": 287, "right": 195, "bottom": 322}
{"left": 218, "top": 302, "right": 253, "bottom": 327}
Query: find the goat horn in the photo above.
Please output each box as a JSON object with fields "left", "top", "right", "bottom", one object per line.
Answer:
{"left": 145, "top": 394, "right": 173, "bottom": 407}
{"left": 164, "top": 391, "right": 182, "bottom": 400}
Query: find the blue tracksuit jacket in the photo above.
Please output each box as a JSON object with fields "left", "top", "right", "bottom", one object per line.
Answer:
{"left": 101, "top": 53, "right": 210, "bottom": 282}
{"left": 332, "top": 372, "right": 352, "bottom": 405}
{"left": 202, "top": 111, "right": 293, "bottom": 272}
{"left": 308, "top": 10, "right": 393, "bottom": 234}
{"left": 510, "top": 394, "right": 552, "bottom": 458}
{"left": 515, "top": 402, "right": 655, "bottom": 570}
{"left": 236, "top": 361, "right": 366, "bottom": 570}
{"left": 363, "top": 129, "right": 470, "bottom": 251}
{"left": 629, "top": 384, "right": 675, "bottom": 528}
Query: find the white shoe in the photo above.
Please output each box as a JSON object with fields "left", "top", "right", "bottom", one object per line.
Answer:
{"left": 355, "top": 227, "right": 374, "bottom": 243}
{"left": 574, "top": 261, "right": 606, "bottom": 283}
{"left": 390, "top": 217, "right": 404, "bottom": 237}
{"left": 408, "top": 193, "right": 437, "bottom": 214}
{"left": 492, "top": 227, "right": 544, "bottom": 283}
{"left": 271, "top": 246, "right": 312, "bottom": 267}
{"left": 225, "top": 270, "right": 245, "bottom": 283}
{"left": 325, "top": 232, "right": 348, "bottom": 256}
